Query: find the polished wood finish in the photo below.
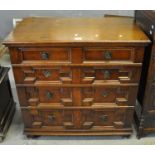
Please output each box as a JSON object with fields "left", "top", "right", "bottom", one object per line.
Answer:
{"left": 3, "top": 17, "right": 149, "bottom": 46}
{"left": 134, "top": 10, "right": 155, "bottom": 138}
{"left": 3, "top": 17, "right": 149, "bottom": 136}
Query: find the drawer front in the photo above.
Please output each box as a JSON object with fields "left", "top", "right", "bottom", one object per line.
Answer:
{"left": 83, "top": 47, "right": 144, "bottom": 63}
{"left": 22, "top": 108, "right": 133, "bottom": 130}
{"left": 10, "top": 47, "right": 71, "bottom": 64}
{"left": 13, "top": 66, "right": 141, "bottom": 84}
{"left": 17, "top": 87, "right": 73, "bottom": 106}
{"left": 13, "top": 66, "right": 72, "bottom": 84}
{"left": 17, "top": 86, "right": 137, "bottom": 107}
{"left": 81, "top": 66, "right": 141, "bottom": 84}
{"left": 81, "top": 86, "right": 138, "bottom": 106}
{"left": 10, "top": 47, "right": 144, "bottom": 64}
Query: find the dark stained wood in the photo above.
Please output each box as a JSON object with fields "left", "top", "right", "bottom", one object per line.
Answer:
{"left": 134, "top": 10, "right": 155, "bottom": 138}
{"left": 3, "top": 17, "right": 150, "bottom": 136}
{"left": 0, "top": 67, "right": 16, "bottom": 141}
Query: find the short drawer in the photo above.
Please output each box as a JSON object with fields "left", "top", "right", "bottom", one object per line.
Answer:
{"left": 17, "top": 87, "right": 74, "bottom": 107}
{"left": 81, "top": 86, "right": 138, "bottom": 106}
{"left": 13, "top": 66, "right": 72, "bottom": 84}
{"left": 80, "top": 66, "right": 142, "bottom": 84}
{"left": 21, "top": 108, "right": 133, "bottom": 130}
{"left": 10, "top": 47, "right": 71, "bottom": 64}
{"left": 17, "top": 85, "right": 138, "bottom": 107}
{"left": 83, "top": 47, "right": 144, "bottom": 63}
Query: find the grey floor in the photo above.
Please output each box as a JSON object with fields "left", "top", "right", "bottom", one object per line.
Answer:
{"left": 1, "top": 54, "right": 155, "bottom": 145}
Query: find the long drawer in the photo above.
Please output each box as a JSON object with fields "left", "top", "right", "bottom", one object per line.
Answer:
{"left": 10, "top": 47, "right": 144, "bottom": 64}
{"left": 21, "top": 107, "right": 133, "bottom": 130}
{"left": 17, "top": 85, "right": 138, "bottom": 107}
{"left": 13, "top": 66, "right": 142, "bottom": 84}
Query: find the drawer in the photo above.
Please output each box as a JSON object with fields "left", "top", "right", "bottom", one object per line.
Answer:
{"left": 22, "top": 108, "right": 133, "bottom": 130}
{"left": 13, "top": 66, "right": 141, "bottom": 85}
{"left": 81, "top": 86, "right": 138, "bottom": 106}
{"left": 17, "top": 85, "right": 138, "bottom": 107}
{"left": 80, "top": 66, "right": 141, "bottom": 84}
{"left": 83, "top": 47, "right": 144, "bottom": 63}
{"left": 13, "top": 66, "right": 72, "bottom": 84}
{"left": 10, "top": 47, "right": 71, "bottom": 64}
{"left": 17, "top": 87, "right": 74, "bottom": 107}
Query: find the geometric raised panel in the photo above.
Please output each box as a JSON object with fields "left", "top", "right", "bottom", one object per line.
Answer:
{"left": 25, "top": 87, "right": 73, "bottom": 106}
{"left": 82, "top": 87, "right": 129, "bottom": 106}
{"left": 13, "top": 66, "right": 72, "bottom": 84}
{"left": 81, "top": 66, "right": 141, "bottom": 84}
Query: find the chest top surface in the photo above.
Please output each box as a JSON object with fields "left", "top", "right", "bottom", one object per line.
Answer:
{"left": 3, "top": 17, "right": 150, "bottom": 46}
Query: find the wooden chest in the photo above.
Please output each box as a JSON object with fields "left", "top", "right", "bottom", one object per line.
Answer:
{"left": 134, "top": 10, "right": 155, "bottom": 138}
{"left": 3, "top": 17, "right": 150, "bottom": 137}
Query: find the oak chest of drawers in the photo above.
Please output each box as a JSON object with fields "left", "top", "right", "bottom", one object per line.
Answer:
{"left": 134, "top": 10, "right": 155, "bottom": 138}
{"left": 3, "top": 17, "right": 150, "bottom": 137}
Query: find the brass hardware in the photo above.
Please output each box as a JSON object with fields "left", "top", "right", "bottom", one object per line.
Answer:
{"left": 104, "top": 51, "right": 112, "bottom": 59}
{"left": 99, "top": 115, "right": 108, "bottom": 122}
{"left": 102, "top": 91, "right": 109, "bottom": 97}
{"left": 43, "top": 70, "right": 51, "bottom": 78}
{"left": 48, "top": 115, "right": 55, "bottom": 122}
{"left": 41, "top": 52, "right": 49, "bottom": 60}
{"left": 103, "top": 70, "right": 110, "bottom": 79}
{"left": 45, "top": 90, "right": 53, "bottom": 99}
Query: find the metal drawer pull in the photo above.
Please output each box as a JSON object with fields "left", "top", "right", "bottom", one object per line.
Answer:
{"left": 104, "top": 51, "right": 112, "bottom": 60}
{"left": 103, "top": 70, "right": 110, "bottom": 79}
{"left": 41, "top": 52, "right": 49, "bottom": 60}
{"left": 45, "top": 90, "right": 53, "bottom": 99}
{"left": 48, "top": 115, "right": 55, "bottom": 122}
{"left": 102, "top": 91, "right": 109, "bottom": 97}
{"left": 43, "top": 70, "right": 51, "bottom": 78}
{"left": 100, "top": 115, "right": 108, "bottom": 122}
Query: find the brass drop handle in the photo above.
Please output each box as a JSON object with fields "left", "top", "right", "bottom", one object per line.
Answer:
{"left": 100, "top": 115, "right": 108, "bottom": 122}
{"left": 102, "top": 91, "right": 109, "bottom": 98}
{"left": 45, "top": 90, "right": 53, "bottom": 99}
{"left": 103, "top": 70, "right": 110, "bottom": 79}
{"left": 43, "top": 70, "right": 51, "bottom": 78}
{"left": 48, "top": 114, "right": 55, "bottom": 122}
{"left": 41, "top": 52, "right": 49, "bottom": 60}
{"left": 104, "top": 51, "right": 112, "bottom": 60}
